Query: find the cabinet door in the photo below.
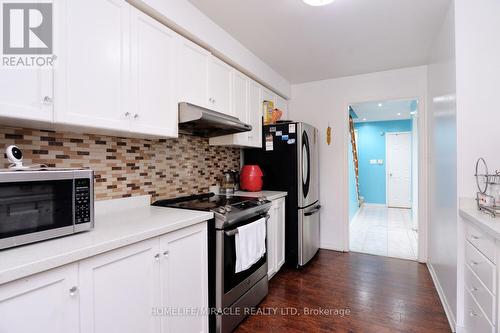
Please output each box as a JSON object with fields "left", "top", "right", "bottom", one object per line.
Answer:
{"left": 0, "top": 68, "right": 53, "bottom": 122}
{"left": 267, "top": 204, "right": 277, "bottom": 278}
{"left": 54, "top": 0, "right": 131, "bottom": 131}
{"left": 130, "top": 6, "right": 177, "bottom": 137}
{"left": 247, "top": 80, "right": 263, "bottom": 148}
{"left": 177, "top": 36, "right": 210, "bottom": 108}
{"left": 0, "top": 264, "right": 79, "bottom": 333}
{"left": 276, "top": 198, "right": 286, "bottom": 270}
{"left": 208, "top": 56, "right": 232, "bottom": 115}
{"left": 261, "top": 87, "right": 276, "bottom": 107}
{"left": 159, "top": 223, "right": 208, "bottom": 333}
{"left": 275, "top": 95, "right": 288, "bottom": 121}
{"left": 79, "top": 239, "right": 161, "bottom": 333}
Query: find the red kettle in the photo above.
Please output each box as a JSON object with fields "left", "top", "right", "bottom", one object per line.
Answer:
{"left": 240, "top": 165, "right": 263, "bottom": 192}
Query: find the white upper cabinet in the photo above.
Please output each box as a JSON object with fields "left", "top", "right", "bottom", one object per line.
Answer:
{"left": 275, "top": 95, "right": 288, "bottom": 121}
{"left": 54, "top": 0, "right": 131, "bottom": 131}
{"left": 130, "top": 6, "right": 178, "bottom": 137}
{"left": 0, "top": 68, "right": 53, "bottom": 123}
{"left": 177, "top": 36, "right": 210, "bottom": 108}
{"left": 0, "top": 264, "right": 79, "bottom": 333}
{"left": 208, "top": 56, "right": 232, "bottom": 115}
{"left": 247, "top": 80, "right": 263, "bottom": 148}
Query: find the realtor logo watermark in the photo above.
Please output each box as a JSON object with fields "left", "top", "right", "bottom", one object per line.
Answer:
{"left": 2, "top": 1, "right": 56, "bottom": 67}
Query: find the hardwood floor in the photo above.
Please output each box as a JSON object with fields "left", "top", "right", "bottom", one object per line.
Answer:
{"left": 235, "top": 250, "right": 451, "bottom": 333}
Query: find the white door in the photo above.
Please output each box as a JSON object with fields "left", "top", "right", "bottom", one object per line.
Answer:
{"left": 130, "top": 6, "right": 177, "bottom": 137}
{"left": 0, "top": 264, "right": 79, "bottom": 333}
{"left": 79, "top": 239, "right": 161, "bottom": 333}
{"left": 386, "top": 132, "right": 412, "bottom": 208}
{"left": 177, "top": 36, "right": 210, "bottom": 108}
{"left": 275, "top": 198, "right": 286, "bottom": 271}
{"left": 208, "top": 56, "right": 232, "bottom": 115}
{"left": 54, "top": 0, "right": 131, "bottom": 131}
{"left": 247, "top": 80, "right": 262, "bottom": 148}
{"left": 159, "top": 223, "right": 208, "bottom": 333}
{"left": 0, "top": 68, "right": 53, "bottom": 122}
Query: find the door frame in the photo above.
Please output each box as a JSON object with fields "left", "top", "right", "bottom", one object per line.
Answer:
{"left": 344, "top": 97, "right": 428, "bottom": 263}
{"left": 385, "top": 131, "right": 412, "bottom": 209}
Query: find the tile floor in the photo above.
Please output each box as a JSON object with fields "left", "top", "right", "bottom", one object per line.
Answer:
{"left": 349, "top": 204, "right": 418, "bottom": 260}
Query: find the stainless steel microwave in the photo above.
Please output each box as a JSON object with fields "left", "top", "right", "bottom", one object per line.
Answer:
{"left": 0, "top": 169, "right": 94, "bottom": 250}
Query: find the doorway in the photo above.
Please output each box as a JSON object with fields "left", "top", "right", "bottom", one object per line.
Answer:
{"left": 348, "top": 99, "right": 418, "bottom": 260}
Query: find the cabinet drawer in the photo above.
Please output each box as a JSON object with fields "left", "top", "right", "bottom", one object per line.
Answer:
{"left": 466, "top": 222, "right": 496, "bottom": 264}
{"left": 465, "top": 265, "right": 495, "bottom": 323}
{"left": 465, "top": 242, "right": 496, "bottom": 294}
{"left": 464, "top": 289, "right": 494, "bottom": 333}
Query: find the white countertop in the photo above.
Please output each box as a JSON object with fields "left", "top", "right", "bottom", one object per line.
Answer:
{"left": 234, "top": 190, "right": 287, "bottom": 201}
{"left": 459, "top": 197, "right": 500, "bottom": 239}
{"left": 0, "top": 198, "right": 213, "bottom": 285}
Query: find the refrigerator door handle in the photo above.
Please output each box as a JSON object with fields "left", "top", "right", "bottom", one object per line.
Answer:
{"left": 304, "top": 205, "right": 321, "bottom": 216}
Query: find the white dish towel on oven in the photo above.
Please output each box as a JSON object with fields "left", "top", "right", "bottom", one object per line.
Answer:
{"left": 234, "top": 217, "right": 266, "bottom": 273}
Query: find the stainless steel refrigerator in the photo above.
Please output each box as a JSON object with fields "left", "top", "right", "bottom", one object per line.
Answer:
{"left": 244, "top": 121, "right": 320, "bottom": 267}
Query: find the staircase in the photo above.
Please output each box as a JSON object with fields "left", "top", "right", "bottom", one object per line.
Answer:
{"left": 349, "top": 115, "right": 361, "bottom": 207}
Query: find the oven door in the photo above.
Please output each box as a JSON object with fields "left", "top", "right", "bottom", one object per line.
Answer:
{"left": 216, "top": 213, "right": 269, "bottom": 309}
{"left": 0, "top": 174, "right": 76, "bottom": 249}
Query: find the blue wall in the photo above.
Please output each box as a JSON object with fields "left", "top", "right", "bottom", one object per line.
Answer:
{"left": 348, "top": 137, "right": 359, "bottom": 221}
{"left": 354, "top": 120, "right": 413, "bottom": 204}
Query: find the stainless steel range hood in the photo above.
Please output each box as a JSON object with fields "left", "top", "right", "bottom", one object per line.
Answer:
{"left": 178, "top": 102, "right": 252, "bottom": 138}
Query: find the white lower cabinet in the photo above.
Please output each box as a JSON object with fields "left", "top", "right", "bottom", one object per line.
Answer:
{"left": 0, "top": 222, "right": 208, "bottom": 333}
{"left": 159, "top": 224, "right": 208, "bottom": 333}
{"left": 79, "top": 238, "right": 161, "bottom": 333}
{"left": 267, "top": 197, "right": 286, "bottom": 279}
{"left": 0, "top": 263, "right": 79, "bottom": 333}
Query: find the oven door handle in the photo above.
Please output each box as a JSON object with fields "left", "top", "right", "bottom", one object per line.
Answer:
{"left": 224, "top": 214, "right": 270, "bottom": 236}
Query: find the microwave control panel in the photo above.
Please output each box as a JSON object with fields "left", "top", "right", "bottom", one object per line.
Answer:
{"left": 75, "top": 178, "right": 91, "bottom": 224}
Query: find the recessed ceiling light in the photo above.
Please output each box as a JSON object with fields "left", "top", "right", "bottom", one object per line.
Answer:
{"left": 303, "top": 0, "right": 335, "bottom": 6}
{"left": 397, "top": 112, "right": 402, "bottom": 116}
{"left": 378, "top": 103, "right": 383, "bottom": 107}
{"left": 362, "top": 118, "right": 367, "bottom": 121}
{"left": 410, "top": 111, "right": 416, "bottom": 115}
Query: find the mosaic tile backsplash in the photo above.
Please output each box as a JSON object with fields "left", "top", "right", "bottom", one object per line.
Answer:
{"left": 0, "top": 126, "right": 240, "bottom": 201}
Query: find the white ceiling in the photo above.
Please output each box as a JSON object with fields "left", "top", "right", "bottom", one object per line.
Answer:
{"left": 187, "top": 0, "right": 451, "bottom": 84}
{"left": 351, "top": 99, "right": 417, "bottom": 123}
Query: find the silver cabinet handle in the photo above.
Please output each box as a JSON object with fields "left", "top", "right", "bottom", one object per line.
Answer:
{"left": 43, "top": 96, "right": 53, "bottom": 105}
{"left": 470, "top": 286, "right": 478, "bottom": 292}
{"left": 163, "top": 251, "right": 169, "bottom": 257}
{"left": 69, "top": 286, "right": 78, "bottom": 297}
{"left": 471, "top": 235, "right": 480, "bottom": 240}
{"left": 133, "top": 113, "right": 139, "bottom": 119}
{"left": 470, "top": 261, "right": 478, "bottom": 266}
{"left": 125, "top": 112, "right": 131, "bottom": 118}
{"left": 154, "top": 254, "right": 160, "bottom": 261}
{"left": 469, "top": 311, "right": 478, "bottom": 317}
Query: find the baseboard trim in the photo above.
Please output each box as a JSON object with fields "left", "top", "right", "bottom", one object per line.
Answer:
{"left": 320, "top": 243, "right": 346, "bottom": 252}
{"left": 427, "top": 263, "right": 456, "bottom": 332}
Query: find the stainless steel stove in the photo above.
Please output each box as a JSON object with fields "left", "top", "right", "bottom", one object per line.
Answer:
{"left": 152, "top": 193, "right": 271, "bottom": 333}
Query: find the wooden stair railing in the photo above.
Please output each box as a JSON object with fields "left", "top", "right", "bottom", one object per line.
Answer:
{"left": 349, "top": 115, "right": 361, "bottom": 207}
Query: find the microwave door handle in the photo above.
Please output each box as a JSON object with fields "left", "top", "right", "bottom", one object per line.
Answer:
{"left": 304, "top": 205, "right": 322, "bottom": 216}
{"left": 224, "top": 214, "right": 270, "bottom": 236}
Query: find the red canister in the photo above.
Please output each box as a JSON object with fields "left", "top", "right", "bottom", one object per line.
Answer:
{"left": 240, "top": 165, "right": 263, "bottom": 192}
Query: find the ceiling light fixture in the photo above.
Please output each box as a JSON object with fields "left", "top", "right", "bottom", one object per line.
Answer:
{"left": 363, "top": 118, "right": 367, "bottom": 121}
{"left": 410, "top": 111, "right": 416, "bottom": 115}
{"left": 397, "top": 112, "right": 402, "bottom": 116}
{"left": 303, "top": 0, "right": 335, "bottom": 6}
{"left": 378, "top": 103, "right": 383, "bottom": 107}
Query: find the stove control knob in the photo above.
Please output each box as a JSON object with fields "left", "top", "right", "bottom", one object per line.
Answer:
{"left": 224, "top": 205, "right": 232, "bottom": 212}
{"left": 217, "top": 207, "right": 226, "bottom": 214}
{"left": 257, "top": 197, "right": 266, "bottom": 203}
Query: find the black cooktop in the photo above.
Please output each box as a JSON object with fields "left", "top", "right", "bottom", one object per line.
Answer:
{"left": 152, "top": 193, "right": 260, "bottom": 211}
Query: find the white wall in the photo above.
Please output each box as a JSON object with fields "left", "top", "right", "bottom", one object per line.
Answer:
{"left": 129, "top": 0, "right": 291, "bottom": 98}
{"left": 411, "top": 115, "right": 419, "bottom": 230}
{"left": 290, "top": 66, "right": 427, "bottom": 252}
{"left": 426, "top": 2, "right": 457, "bottom": 329}
{"left": 455, "top": 0, "right": 500, "bottom": 198}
